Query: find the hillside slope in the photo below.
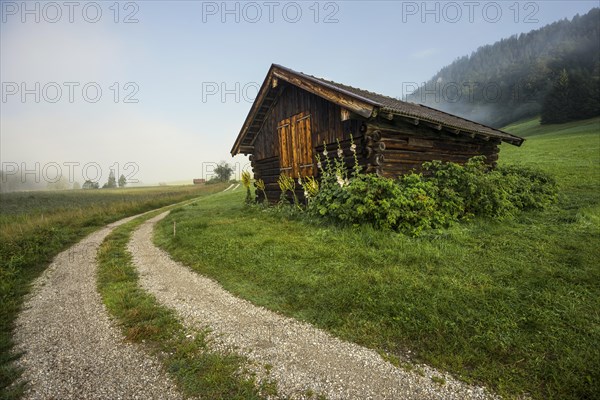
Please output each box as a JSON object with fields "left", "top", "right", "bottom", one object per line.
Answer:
{"left": 407, "top": 8, "right": 600, "bottom": 128}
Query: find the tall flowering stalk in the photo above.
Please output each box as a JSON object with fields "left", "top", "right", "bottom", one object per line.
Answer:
{"left": 349, "top": 135, "right": 361, "bottom": 177}
{"left": 241, "top": 170, "right": 252, "bottom": 204}
{"left": 255, "top": 179, "right": 267, "bottom": 203}
{"left": 277, "top": 173, "right": 299, "bottom": 207}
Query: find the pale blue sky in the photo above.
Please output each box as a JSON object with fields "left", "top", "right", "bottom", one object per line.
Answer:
{"left": 1, "top": 1, "right": 597, "bottom": 184}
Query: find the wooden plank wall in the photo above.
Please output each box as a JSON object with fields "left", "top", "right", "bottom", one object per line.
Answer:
{"left": 252, "top": 83, "right": 363, "bottom": 202}
{"left": 373, "top": 122, "right": 501, "bottom": 177}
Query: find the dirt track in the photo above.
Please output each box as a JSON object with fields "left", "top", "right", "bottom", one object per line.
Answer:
{"left": 14, "top": 216, "right": 181, "bottom": 400}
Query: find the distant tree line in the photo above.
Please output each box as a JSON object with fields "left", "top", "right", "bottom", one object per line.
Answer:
{"left": 407, "top": 8, "right": 600, "bottom": 127}
{"left": 0, "top": 167, "right": 127, "bottom": 192}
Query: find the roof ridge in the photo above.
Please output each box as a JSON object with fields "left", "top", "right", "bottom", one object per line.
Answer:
{"left": 304, "top": 72, "right": 400, "bottom": 104}
{"left": 300, "top": 68, "right": 513, "bottom": 136}
{"left": 413, "top": 102, "right": 511, "bottom": 134}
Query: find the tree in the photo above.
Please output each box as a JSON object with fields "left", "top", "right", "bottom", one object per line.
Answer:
{"left": 72, "top": 181, "right": 81, "bottom": 190}
{"left": 83, "top": 180, "right": 99, "bottom": 189}
{"left": 118, "top": 174, "right": 127, "bottom": 188}
{"left": 105, "top": 170, "right": 117, "bottom": 188}
{"left": 214, "top": 161, "right": 234, "bottom": 182}
{"left": 541, "top": 69, "right": 571, "bottom": 124}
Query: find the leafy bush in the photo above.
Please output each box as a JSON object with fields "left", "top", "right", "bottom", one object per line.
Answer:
{"left": 305, "top": 147, "right": 557, "bottom": 235}
{"left": 311, "top": 173, "right": 444, "bottom": 235}
{"left": 497, "top": 164, "right": 558, "bottom": 209}
{"left": 424, "top": 157, "right": 558, "bottom": 220}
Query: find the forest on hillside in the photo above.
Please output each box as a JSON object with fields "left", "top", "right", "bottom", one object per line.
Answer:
{"left": 406, "top": 8, "right": 600, "bottom": 127}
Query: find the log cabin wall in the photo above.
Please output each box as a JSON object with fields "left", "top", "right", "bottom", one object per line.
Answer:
{"left": 251, "top": 83, "right": 364, "bottom": 202}
{"left": 365, "top": 120, "right": 501, "bottom": 178}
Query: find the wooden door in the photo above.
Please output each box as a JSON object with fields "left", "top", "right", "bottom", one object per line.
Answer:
{"left": 278, "top": 112, "right": 313, "bottom": 177}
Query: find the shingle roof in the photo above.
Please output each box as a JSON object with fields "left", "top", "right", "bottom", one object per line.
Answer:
{"left": 281, "top": 65, "right": 524, "bottom": 145}
{"left": 231, "top": 64, "right": 524, "bottom": 155}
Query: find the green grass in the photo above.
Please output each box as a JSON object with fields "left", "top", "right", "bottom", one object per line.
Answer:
{"left": 96, "top": 212, "right": 267, "bottom": 399}
{"left": 502, "top": 117, "right": 600, "bottom": 209}
{"left": 154, "top": 117, "right": 600, "bottom": 400}
{"left": 0, "top": 184, "right": 226, "bottom": 398}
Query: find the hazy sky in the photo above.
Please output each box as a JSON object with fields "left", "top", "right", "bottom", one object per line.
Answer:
{"left": 1, "top": 0, "right": 597, "bottom": 185}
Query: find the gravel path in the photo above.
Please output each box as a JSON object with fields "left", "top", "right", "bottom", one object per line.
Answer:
{"left": 14, "top": 216, "right": 182, "bottom": 400}
{"left": 130, "top": 211, "right": 500, "bottom": 400}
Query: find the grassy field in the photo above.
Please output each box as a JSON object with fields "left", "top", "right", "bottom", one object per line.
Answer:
{"left": 0, "top": 183, "right": 226, "bottom": 397}
{"left": 154, "top": 117, "right": 600, "bottom": 400}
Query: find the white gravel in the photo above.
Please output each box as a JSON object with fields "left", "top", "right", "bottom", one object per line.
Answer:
{"left": 129, "top": 211, "right": 502, "bottom": 400}
{"left": 13, "top": 216, "right": 182, "bottom": 400}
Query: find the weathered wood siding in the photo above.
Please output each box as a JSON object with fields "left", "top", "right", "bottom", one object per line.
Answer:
{"left": 364, "top": 120, "right": 501, "bottom": 177}
{"left": 251, "top": 83, "right": 363, "bottom": 202}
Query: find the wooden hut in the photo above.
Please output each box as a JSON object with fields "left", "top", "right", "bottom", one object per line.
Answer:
{"left": 231, "top": 64, "right": 524, "bottom": 202}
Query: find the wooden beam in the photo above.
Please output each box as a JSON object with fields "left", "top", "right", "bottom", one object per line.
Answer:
{"left": 423, "top": 121, "right": 442, "bottom": 131}
{"left": 273, "top": 69, "right": 376, "bottom": 118}
{"left": 240, "top": 145, "right": 254, "bottom": 154}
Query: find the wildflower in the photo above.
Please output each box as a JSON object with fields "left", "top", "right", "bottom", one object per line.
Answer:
{"left": 323, "top": 148, "right": 328, "bottom": 156}
{"left": 350, "top": 143, "right": 357, "bottom": 153}
{"left": 336, "top": 174, "right": 345, "bottom": 187}
{"left": 317, "top": 162, "right": 322, "bottom": 169}
{"left": 241, "top": 171, "right": 251, "bottom": 188}
{"left": 337, "top": 148, "right": 343, "bottom": 158}
{"left": 304, "top": 190, "right": 308, "bottom": 198}
{"left": 298, "top": 177, "right": 302, "bottom": 185}
{"left": 345, "top": 178, "right": 350, "bottom": 186}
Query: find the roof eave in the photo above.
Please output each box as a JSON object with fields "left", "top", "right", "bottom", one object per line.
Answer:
{"left": 230, "top": 65, "right": 278, "bottom": 156}
{"left": 382, "top": 109, "right": 525, "bottom": 146}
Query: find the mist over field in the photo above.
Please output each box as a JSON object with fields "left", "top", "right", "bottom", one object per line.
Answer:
{"left": 1, "top": 1, "right": 597, "bottom": 191}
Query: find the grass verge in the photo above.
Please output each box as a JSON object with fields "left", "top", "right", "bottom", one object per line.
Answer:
{"left": 154, "top": 118, "right": 599, "bottom": 400}
{"left": 0, "top": 183, "right": 226, "bottom": 398}
{"left": 96, "top": 209, "right": 269, "bottom": 399}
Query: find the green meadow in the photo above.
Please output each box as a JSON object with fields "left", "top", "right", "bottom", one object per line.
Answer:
{"left": 154, "top": 117, "right": 600, "bottom": 400}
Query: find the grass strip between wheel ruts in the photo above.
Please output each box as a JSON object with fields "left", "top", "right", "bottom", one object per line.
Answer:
{"left": 96, "top": 206, "right": 274, "bottom": 399}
